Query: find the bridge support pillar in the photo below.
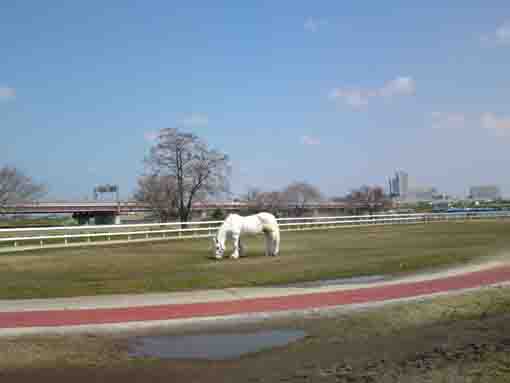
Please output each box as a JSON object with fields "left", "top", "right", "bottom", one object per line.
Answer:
{"left": 73, "top": 212, "right": 91, "bottom": 225}
{"left": 93, "top": 213, "right": 121, "bottom": 225}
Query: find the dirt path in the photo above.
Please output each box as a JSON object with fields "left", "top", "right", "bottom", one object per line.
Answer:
{"left": 2, "top": 260, "right": 510, "bottom": 338}
{"left": 3, "top": 284, "right": 510, "bottom": 382}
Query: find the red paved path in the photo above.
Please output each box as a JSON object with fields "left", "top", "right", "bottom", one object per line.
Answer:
{"left": 2, "top": 266, "right": 510, "bottom": 329}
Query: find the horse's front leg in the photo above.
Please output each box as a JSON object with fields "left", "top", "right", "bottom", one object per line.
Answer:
{"left": 231, "top": 232, "right": 241, "bottom": 259}
{"left": 238, "top": 237, "right": 245, "bottom": 257}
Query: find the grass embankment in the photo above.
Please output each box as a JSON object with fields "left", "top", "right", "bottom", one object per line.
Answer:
{"left": 0, "top": 221, "right": 509, "bottom": 299}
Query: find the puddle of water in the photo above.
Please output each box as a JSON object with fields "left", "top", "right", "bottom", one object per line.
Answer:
{"left": 279, "top": 275, "right": 387, "bottom": 288}
{"left": 129, "top": 330, "right": 306, "bottom": 360}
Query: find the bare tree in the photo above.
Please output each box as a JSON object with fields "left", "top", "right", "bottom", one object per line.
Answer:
{"left": 143, "top": 128, "right": 230, "bottom": 222}
{"left": 0, "top": 166, "right": 45, "bottom": 214}
{"left": 134, "top": 175, "right": 178, "bottom": 222}
{"left": 282, "top": 181, "right": 322, "bottom": 216}
{"left": 255, "top": 190, "right": 286, "bottom": 216}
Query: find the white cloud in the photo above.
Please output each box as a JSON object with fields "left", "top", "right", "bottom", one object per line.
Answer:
{"left": 304, "top": 17, "right": 328, "bottom": 33}
{"left": 329, "top": 76, "right": 415, "bottom": 109}
{"left": 180, "top": 113, "right": 209, "bottom": 127}
{"left": 496, "top": 22, "right": 510, "bottom": 43}
{"left": 431, "top": 112, "right": 466, "bottom": 129}
{"left": 429, "top": 111, "right": 510, "bottom": 136}
{"left": 379, "top": 76, "right": 416, "bottom": 97}
{"left": 481, "top": 21, "right": 510, "bottom": 46}
{"left": 497, "top": 26, "right": 510, "bottom": 42}
{"left": 328, "top": 89, "right": 369, "bottom": 108}
{"left": 0, "top": 86, "right": 15, "bottom": 101}
{"left": 481, "top": 112, "right": 510, "bottom": 135}
{"left": 301, "top": 136, "right": 321, "bottom": 145}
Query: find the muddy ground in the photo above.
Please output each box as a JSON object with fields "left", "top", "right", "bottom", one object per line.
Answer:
{"left": 2, "top": 285, "right": 510, "bottom": 382}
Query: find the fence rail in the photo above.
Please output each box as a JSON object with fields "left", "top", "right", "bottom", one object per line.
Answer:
{"left": 1, "top": 211, "right": 509, "bottom": 251}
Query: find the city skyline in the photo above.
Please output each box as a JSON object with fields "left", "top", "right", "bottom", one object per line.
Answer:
{"left": 2, "top": 2, "right": 510, "bottom": 200}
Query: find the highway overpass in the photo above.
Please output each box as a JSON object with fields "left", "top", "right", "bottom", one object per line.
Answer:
{"left": 2, "top": 200, "right": 391, "bottom": 224}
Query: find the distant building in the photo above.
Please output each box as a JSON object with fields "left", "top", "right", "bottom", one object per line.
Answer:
{"left": 469, "top": 185, "right": 501, "bottom": 201}
{"left": 397, "top": 171, "right": 409, "bottom": 197}
{"left": 405, "top": 187, "right": 438, "bottom": 202}
{"left": 388, "top": 170, "right": 409, "bottom": 198}
{"left": 389, "top": 177, "right": 398, "bottom": 197}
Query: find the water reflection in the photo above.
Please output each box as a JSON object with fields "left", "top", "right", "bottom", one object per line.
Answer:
{"left": 129, "top": 330, "right": 307, "bottom": 360}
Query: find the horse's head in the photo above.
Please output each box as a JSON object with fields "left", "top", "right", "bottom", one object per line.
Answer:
{"left": 212, "top": 236, "right": 224, "bottom": 258}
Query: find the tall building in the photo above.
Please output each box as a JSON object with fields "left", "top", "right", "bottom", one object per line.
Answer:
{"left": 396, "top": 170, "right": 409, "bottom": 197}
{"left": 388, "top": 177, "right": 397, "bottom": 196}
{"left": 389, "top": 170, "right": 409, "bottom": 198}
{"left": 469, "top": 185, "right": 501, "bottom": 201}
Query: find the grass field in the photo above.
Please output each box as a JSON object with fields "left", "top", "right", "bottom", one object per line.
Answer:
{"left": 1, "top": 221, "right": 509, "bottom": 299}
{"left": 0, "top": 217, "right": 75, "bottom": 229}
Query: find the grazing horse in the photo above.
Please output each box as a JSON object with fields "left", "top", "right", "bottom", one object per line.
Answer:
{"left": 212, "top": 212, "right": 280, "bottom": 259}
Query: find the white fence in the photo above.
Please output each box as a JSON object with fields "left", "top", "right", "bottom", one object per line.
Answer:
{"left": 0, "top": 211, "right": 509, "bottom": 251}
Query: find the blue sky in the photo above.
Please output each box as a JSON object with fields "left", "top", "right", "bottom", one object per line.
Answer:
{"left": 1, "top": 1, "right": 510, "bottom": 200}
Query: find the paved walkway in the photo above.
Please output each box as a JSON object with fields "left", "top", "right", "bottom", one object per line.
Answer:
{"left": 1, "top": 261, "right": 510, "bottom": 336}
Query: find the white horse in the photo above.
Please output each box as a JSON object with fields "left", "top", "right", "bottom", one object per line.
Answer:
{"left": 212, "top": 212, "right": 280, "bottom": 259}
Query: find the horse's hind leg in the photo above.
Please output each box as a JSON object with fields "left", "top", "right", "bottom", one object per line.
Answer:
{"left": 272, "top": 229, "right": 280, "bottom": 256}
{"left": 231, "top": 232, "right": 241, "bottom": 259}
{"left": 264, "top": 233, "right": 271, "bottom": 257}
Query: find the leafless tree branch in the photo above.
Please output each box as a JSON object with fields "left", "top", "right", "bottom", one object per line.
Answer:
{"left": 140, "top": 128, "right": 230, "bottom": 222}
{"left": 0, "top": 166, "right": 46, "bottom": 214}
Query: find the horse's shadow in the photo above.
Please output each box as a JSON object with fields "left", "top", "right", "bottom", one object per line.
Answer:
{"left": 205, "top": 244, "right": 275, "bottom": 261}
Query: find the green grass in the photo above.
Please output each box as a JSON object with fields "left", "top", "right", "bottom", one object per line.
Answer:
{"left": 0, "top": 217, "right": 76, "bottom": 228}
{"left": 0, "top": 221, "right": 509, "bottom": 299}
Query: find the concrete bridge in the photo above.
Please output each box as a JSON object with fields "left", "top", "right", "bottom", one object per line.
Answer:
{"left": 2, "top": 200, "right": 391, "bottom": 224}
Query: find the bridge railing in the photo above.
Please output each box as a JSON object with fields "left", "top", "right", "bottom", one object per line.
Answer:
{"left": 0, "top": 211, "right": 509, "bottom": 251}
